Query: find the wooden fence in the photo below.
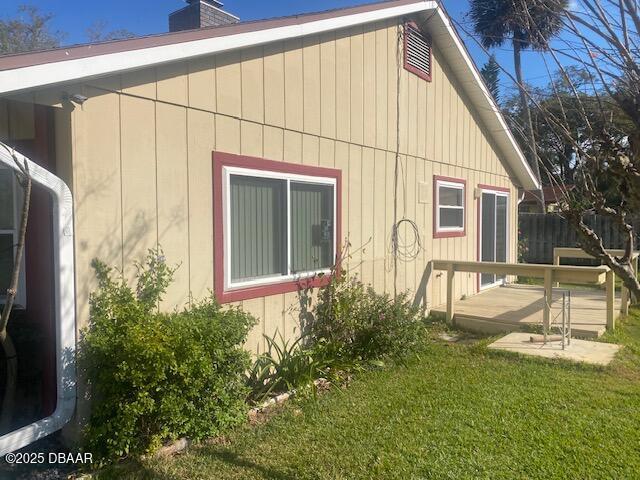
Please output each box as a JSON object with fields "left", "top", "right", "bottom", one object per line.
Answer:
{"left": 518, "top": 213, "right": 640, "bottom": 264}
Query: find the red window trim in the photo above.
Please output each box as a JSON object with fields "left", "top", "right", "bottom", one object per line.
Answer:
{"left": 213, "top": 151, "right": 342, "bottom": 304}
{"left": 433, "top": 175, "right": 466, "bottom": 239}
{"left": 403, "top": 21, "right": 432, "bottom": 82}
{"left": 477, "top": 183, "right": 511, "bottom": 193}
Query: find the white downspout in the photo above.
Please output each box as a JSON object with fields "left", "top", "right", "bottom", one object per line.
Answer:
{"left": 0, "top": 144, "right": 76, "bottom": 455}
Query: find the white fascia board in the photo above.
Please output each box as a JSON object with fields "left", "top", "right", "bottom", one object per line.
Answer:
{"left": 433, "top": 9, "right": 540, "bottom": 191}
{"left": 0, "top": 1, "right": 437, "bottom": 96}
{"left": 0, "top": 144, "right": 76, "bottom": 455}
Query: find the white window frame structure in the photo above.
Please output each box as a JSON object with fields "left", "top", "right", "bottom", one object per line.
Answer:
{"left": 0, "top": 143, "right": 76, "bottom": 456}
{"left": 479, "top": 187, "right": 510, "bottom": 290}
{"left": 222, "top": 165, "right": 337, "bottom": 292}
{"left": 0, "top": 167, "right": 27, "bottom": 307}
{"left": 435, "top": 179, "right": 465, "bottom": 233}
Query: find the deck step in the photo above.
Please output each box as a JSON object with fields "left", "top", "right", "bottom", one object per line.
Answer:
{"left": 446, "top": 314, "right": 605, "bottom": 339}
{"left": 453, "top": 314, "right": 522, "bottom": 335}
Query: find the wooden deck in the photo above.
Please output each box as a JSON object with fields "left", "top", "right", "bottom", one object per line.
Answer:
{"left": 433, "top": 284, "right": 621, "bottom": 339}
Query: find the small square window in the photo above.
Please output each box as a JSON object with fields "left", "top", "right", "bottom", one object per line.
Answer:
{"left": 434, "top": 176, "right": 465, "bottom": 238}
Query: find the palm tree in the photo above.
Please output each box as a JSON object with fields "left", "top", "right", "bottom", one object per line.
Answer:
{"left": 469, "top": 0, "right": 569, "bottom": 211}
{"left": 481, "top": 54, "right": 501, "bottom": 103}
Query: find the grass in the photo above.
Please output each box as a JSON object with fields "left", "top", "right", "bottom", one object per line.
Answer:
{"left": 98, "top": 312, "right": 640, "bottom": 480}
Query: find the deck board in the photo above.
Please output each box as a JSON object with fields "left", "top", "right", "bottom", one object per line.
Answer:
{"left": 432, "top": 284, "right": 620, "bottom": 338}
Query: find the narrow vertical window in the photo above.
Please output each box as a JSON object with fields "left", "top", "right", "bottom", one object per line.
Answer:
{"left": 229, "top": 175, "right": 287, "bottom": 282}
{"left": 290, "top": 182, "right": 334, "bottom": 273}
{"left": 0, "top": 166, "right": 26, "bottom": 306}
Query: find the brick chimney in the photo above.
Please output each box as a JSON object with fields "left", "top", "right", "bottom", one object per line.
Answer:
{"left": 169, "top": 0, "right": 240, "bottom": 32}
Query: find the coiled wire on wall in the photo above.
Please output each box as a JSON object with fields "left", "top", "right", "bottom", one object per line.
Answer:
{"left": 391, "top": 218, "right": 423, "bottom": 263}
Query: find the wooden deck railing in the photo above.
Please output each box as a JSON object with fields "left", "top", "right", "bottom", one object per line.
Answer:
{"left": 553, "top": 247, "right": 638, "bottom": 315}
{"left": 431, "top": 260, "right": 615, "bottom": 332}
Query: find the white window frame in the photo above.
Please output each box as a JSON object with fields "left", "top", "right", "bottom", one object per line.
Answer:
{"left": 0, "top": 169, "right": 26, "bottom": 307}
{"left": 479, "top": 187, "right": 510, "bottom": 290}
{"left": 222, "top": 165, "right": 337, "bottom": 292}
{"left": 435, "top": 179, "right": 465, "bottom": 233}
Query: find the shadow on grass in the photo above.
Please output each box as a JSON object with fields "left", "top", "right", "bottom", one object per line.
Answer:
{"left": 97, "top": 460, "right": 183, "bottom": 480}
{"left": 202, "top": 448, "right": 296, "bottom": 480}
{"left": 99, "top": 447, "right": 297, "bottom": 480}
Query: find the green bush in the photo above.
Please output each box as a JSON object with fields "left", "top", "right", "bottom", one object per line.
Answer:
{"left": 247, "top": 332, "right": 352, "bottom": 402}
{"left": 80, "top": 250, "right": 256, "bottom": 461}
{"left": 247, "top": 332, "right": 318, "bottom": 402}
{"left": 309, "top": 275, "right": 426, "bottom": 362}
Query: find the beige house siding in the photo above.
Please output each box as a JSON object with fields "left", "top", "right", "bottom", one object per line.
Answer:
{"left": 3, "top": 18, "right": 520, "bottom": 354}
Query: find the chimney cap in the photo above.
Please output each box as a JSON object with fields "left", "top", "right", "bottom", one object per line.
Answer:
{"left": 186, "top": 0, "right": 225, "bottom": 7}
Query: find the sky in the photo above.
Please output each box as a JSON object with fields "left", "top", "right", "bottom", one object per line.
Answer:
{"left": 2, "top": 0, "right": 569, "bottom": 92}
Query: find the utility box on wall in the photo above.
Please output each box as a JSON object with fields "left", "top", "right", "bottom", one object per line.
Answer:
{"left": 418, "top": 181, "right": 430, "bottom": 204}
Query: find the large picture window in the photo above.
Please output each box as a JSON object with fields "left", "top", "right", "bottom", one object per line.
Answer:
{"left": 0, "top": 166, "right": 26, "bottom": 306}
{"left": 433, "top": 175, "right": 466, "bottom": 238}
{"left": 214, "top": 153, "right": 341, "bottom": 302}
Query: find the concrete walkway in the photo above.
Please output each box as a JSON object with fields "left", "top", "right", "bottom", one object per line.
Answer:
{"left": 488, "top": 332, "right": 622, "bottom": 366}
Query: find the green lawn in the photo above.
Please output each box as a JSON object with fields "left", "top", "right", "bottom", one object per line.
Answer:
{"left": 99, "top": 312, "right": 640, "bottom": 480}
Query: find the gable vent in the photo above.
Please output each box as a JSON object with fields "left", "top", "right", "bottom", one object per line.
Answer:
{"left": 404, "top": 22, "right": 432, "bottom": 81}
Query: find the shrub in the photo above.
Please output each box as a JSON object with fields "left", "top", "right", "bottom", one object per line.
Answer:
{"left": 309, "top": 275, "right": 426, "bottom": 362}
{"left": 247, "top": 333, "right": 318, "bottom": 402}
{"left": 80, "top": 250, "right": 256, "bottom": 461}
{"left": 247, "top": 332, "right": 352, "bottom": 402}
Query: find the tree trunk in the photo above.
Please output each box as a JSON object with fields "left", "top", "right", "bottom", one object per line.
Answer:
{"left": 567, "top": 213, "right": 640, "bottom": 302}
{"left": 514, "top": 39, "right": 545, "bottom": 212}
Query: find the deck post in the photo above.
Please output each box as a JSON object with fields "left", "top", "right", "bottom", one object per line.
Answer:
{"left": 621, "top": 283, "right": 629, "bottom": 316}
{"left": 633, "top": 256, "right": 639, "bottom": 304}
{"left": 606, "top": 270, "right": 615, "bottom": 331}
{"left": 553, "top": 250, "right": 560, "bottom": 288}
{"left": 446, "top": 265, "right": 455, "bottom": 325}
{"left": 543, "top": 269, "right": 553, "bottom": 340}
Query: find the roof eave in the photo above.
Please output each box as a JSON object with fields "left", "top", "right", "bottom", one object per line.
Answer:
{"left": 0, "top": 1, "right": 438, "bottom": 97}
{"left": 0, "top": 0, "right": 538, "bottom": 191}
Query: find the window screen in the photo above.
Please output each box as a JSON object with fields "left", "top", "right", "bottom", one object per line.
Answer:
{"left": 226, "top": 169, "right": 336, "bottom": 288}
{"left": 229, "top": 175, "right": 287, "bottom": 282}
{"left": 496, "top": 196, "right": 508, "bottom": 263}
{"left": 290, "top": 183, "right": 334, "bottom": 273}
{"left": 481, "top": 192, "right": 496, "bottom": 286}
{"left": 0, "top": 169, "right": 15, "bottom": 297}
{"left": 437, "top": 182, "right": 465, "bottom": 231}
{"left": 0, "top": 169, "right": 13, "bottom": 230}
{"left": 0, "top": 235, "right": 13, "bottom": 296}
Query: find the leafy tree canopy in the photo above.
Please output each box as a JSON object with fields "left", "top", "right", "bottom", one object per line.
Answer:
{"left": 0, "top": 5, "right": 65, "bottom": 54}
{"left": 469, "top": 0, "right": 569, "bottom": 50}
{"left": 86, "top": 20, "right": 135, "bottom": 43}
{"left": 502, "top": 66, "right": 635, "bottom": 186}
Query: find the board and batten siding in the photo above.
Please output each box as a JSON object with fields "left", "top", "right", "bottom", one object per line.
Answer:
{"left": 18, "top": 19, "right": 518, "bottom": 354}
